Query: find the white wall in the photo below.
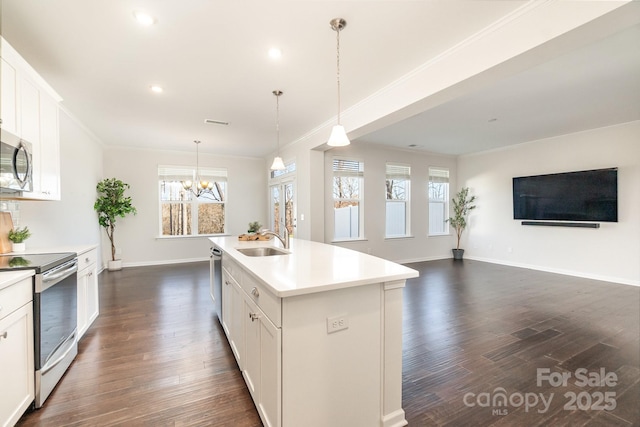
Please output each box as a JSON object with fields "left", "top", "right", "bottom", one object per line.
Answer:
{"left": 18, "top": 109, "right": 103, "bottom": 259}
{"left": 323, "top": 142, "right": 457, "bottom": 263}
{"left": 458, "top": 120, "right": 640, "bottom": 285}
{"left": 103, "top": 146, "right": 266, "bottom": 267}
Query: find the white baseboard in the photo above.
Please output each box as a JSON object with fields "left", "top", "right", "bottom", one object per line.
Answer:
{"left": 101, "top": 257, "right": 209, "bottom": 270}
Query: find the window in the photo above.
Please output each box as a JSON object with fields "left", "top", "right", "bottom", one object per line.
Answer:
{"left": 428, "top": 167, "right": 449, "bottom": 235}
{"left": 158, "top": 166, "right": 227, "bottom": 236}
{"left": 269, "top": 161, "right": 296, "bottom": 236}
{"left": 385, "top": 163, "right": 411, "bottom": 237}
{"left": 333, "top": 158, "right": 364, "bottom": 240}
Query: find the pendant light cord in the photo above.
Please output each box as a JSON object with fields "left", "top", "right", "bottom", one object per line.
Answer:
{"left": 336, "top": 27, "right": 341, "bottom": 125}
{"left": 276, "top": 93, "right": 280, "bottom": 154}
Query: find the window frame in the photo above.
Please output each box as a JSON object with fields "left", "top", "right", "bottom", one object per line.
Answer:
{"left": 332, "top": 157, "right": 365, "bottom": 242}
{"left": 158, "top": 165, "right": 228, "bottom": 238}
{"left": 428, "top": 167, "right": 450, "bottom": 236}
{"left": 385, "top": 163, "right": 411, "bottom": 238}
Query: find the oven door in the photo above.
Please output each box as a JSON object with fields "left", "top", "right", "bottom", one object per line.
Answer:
{"left": 34, "top": 258, "right": 78, "bottom": 407}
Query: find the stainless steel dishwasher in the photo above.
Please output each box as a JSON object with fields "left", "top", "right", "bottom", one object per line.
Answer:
{"left": 210, "top": 246, "right": 222, "bottom": 322}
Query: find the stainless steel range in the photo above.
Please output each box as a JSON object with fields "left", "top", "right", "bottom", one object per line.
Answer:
{"left": 0, "top": 252, "right": 78, "bottom": 408}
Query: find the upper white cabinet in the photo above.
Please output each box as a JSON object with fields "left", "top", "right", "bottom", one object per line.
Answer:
{"left": 0, "top": 37, "right": 62, "bottom": 200}
{"left": 0, "top": 57, "right": 18, "bottom": 134}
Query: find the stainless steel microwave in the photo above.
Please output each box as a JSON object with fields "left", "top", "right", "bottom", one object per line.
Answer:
{"left": 0, "top": 129, "right": 33, "bottom": 194}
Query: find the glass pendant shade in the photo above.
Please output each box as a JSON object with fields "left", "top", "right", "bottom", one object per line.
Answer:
{"left": 271, "top": 156, "right": 285, "bottom": 170}
{"left": 328, "top": 124, "right": 350, "bottom": 147}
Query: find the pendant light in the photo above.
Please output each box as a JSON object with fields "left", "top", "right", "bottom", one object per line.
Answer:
{"left": 270, "top": 90, "right": 286, "bottom": 170}
{"left": 328, "top": 18, "right": 350, "bottom": 147}
{"left": 182, "top": 140, "right": 215, "bottom": 198}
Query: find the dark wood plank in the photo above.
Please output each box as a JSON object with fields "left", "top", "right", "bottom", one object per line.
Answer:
{"left": 17, "top": 259, "right": 639, "bottom": 426}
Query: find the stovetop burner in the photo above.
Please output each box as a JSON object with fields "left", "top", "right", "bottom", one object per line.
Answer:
{"left": 0, "top": 252, "right": 76, "bottom": 273}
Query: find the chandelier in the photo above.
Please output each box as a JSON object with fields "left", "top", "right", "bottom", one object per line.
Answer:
{"left": 327, "top": 18, "right": 350, "bottom": 147}
{"left": 271, "top": 90, "right": 286, "bottom": 170}
{"left": 181, "top": 140, "right": 215, "bottom": 198}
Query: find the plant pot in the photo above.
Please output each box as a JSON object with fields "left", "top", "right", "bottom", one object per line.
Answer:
{"left": 452, "top": 249, "right": 465, "bottom": 260}
{"left": 108, "top": 259, "right": 123, "bottom": 271}
{"left": 12, "top": 242, "right": 26, "bottom": 253}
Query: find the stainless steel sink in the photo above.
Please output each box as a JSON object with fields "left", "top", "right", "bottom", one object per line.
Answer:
{"left": 236, "top": 247, "right": 289, "bottom": 257}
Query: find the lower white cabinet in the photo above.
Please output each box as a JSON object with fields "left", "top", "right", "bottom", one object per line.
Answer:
{"left": 243, "top": 297, "right": 281, "bottom": 427}
{"left": 77, "top": 248, "right": 99, "bottom": 340}
{"left": 222, "top": 260, "right": 281, "bottom": 427}
{"left": 0, "top": 276, "right": 34, "bottom": 427}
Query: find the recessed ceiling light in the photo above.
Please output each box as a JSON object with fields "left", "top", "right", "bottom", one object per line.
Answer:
{"left": 133, "top": 10, "right": 156, "bottom": 26}
{"left": 150, "top": 85, "right": 163, "bottom": 93}
{"left": 268, "top": 47, "right": 282, "bottom": 59}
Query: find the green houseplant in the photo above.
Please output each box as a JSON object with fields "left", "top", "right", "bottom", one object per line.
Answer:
{"left": 247, "top": 221, "right": 262, "bottom": 234}
{"left": 94, "top": 178, "right": 137, "bottom": 270}
{"left": 8, "top": 226, "right": 31, "bottom": 252}
{"left": 447, "top": 187, "right": 476, "bottom": 260}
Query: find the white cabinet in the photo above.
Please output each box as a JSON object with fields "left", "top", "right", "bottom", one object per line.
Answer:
{"left": 0, "top": 36, "right": 61, "bottom": 201}
{"left": 77, "top": 248, "right": 99, "bottom": 340}
{"left": 222, "top": 259, "right": 281, "bottom": 427}
{"left": 0, "top": 275, "right": 35, "bottom": 427}
{"left": 32, "top": 93, "right": 60, "bottom": 200}
{"left": 0, "top": 57, "right": 18, "bottom": 134}
{"left": 222, "top": 267, "right": 245, "bottom": 367}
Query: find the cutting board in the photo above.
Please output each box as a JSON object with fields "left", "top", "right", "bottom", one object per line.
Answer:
{"left": 0, "top": 212, "right": 14, "bottom": 254}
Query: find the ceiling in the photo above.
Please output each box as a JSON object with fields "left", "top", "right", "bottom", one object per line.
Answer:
{"left": 2, "top": 1, "right": 639, "bottom": 158}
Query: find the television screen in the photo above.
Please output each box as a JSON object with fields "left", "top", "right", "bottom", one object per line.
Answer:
{"left": 513, "top": 168, "right": 617, "bottom": 222}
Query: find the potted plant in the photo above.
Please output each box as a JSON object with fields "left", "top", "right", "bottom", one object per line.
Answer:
{"left": 447, "top": 187, "right": 476, "bottom": 260}
{"left": 94, "top": 178, "right": 137, "bottom": 271}
{"left": 8, "top": 226, "right": 31, "bottom": 253}
{"left": 247, "top": 221, "right": 262, "bottom": 234}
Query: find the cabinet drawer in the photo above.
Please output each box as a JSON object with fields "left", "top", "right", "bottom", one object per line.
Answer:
{"left": 222, "top": 257, "right": 242, "bottom": 282}
{"left": 242, "top": 273, "right": 281, "bottom": 327}
{"left": 78, "top": 248, "right": 98, "bottom": 272}
{"left": 0, "top": 277, "right": 32, "bottom": 321}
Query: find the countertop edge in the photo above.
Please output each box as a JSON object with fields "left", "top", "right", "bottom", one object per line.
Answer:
{"left": 0, "top": 269, "right": 35, "bottom": 291}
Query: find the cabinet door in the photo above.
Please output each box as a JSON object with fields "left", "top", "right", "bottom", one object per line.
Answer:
{"left": 243, "top": 296, "right": 281, "bottom": 427}
{"left": 222, "top": 271, "right": 244, "bottom": 368}
{"left": 77, "top": 269, "right": 88, "bottom": 339}
{"left": 19, "top": 77, "right": 39, "bottom": 144}
{"left": 243, "top": 297, "right": 260, "bottom": 400}
{"left": 0, "top": 302, "right": 35, "bottom": 427}
{"left": 258, "top": 310, "right": 281, "bottom": 427}
{"left": 0, "top": 57, "right": 18, "bottom": 134}
{"left": 35, "top": 93, "right": 60, "bottom": 200}
{"left": 85, "top": 266, "right": 99, "bottom": 328}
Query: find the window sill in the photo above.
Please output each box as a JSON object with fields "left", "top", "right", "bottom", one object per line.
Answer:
{"left": 331, "top": 238, "right": 368, "bottom": 244}
{"left": 384, "top": 235, "right": 415, "bottom": 240}
{"left": 156, "top": 233, "right": 230, "bottom": 240}
{"left": 428, "top": 233, "right": 451, "bottom": 238}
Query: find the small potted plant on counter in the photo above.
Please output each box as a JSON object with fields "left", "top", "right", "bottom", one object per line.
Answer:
{"left": 247, "top": 221, "right": 262, "bottom": 234}
{"left": 447, "top": 187, "right": 476, "bottom": 260}
{"left": 8, "top": 226, "right": 31, "bottom": 253}
{"left": 94, "top": 178, "right": 137, "bottom": 271}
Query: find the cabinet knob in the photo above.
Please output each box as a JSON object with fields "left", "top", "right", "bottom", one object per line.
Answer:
{"left": 249, "top": 312, "right": 260, "bottom": 322}
{"left": 0, "top": 331, "right": 7, "bottom": 340}
{"left": 86, "top": 257, "right": 90, "bottom": 263}
{"left": 251, "top": 287, "right": 260, "bottom": 297}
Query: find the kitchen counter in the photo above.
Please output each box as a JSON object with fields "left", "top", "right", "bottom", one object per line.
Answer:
{"left": 209, "top": 235, "right": 418, "bottom": 427}
{"left": 209, "top": 236, "right": 418, "bottom": 297}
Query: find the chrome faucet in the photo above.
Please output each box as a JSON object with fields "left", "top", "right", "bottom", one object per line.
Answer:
{"left": 260, "top": 225, "right": 290, "bottom": 249}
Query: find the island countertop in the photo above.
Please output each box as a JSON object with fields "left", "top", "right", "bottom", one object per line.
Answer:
{"left": 209, "top": 236, "right": 419, "bottom": 298}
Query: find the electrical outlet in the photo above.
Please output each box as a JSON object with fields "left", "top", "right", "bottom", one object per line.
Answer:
{"left": 327, "top": 314, "right": 349, "bottom": 334}
{"left": 115, "top": 247, "right": 122, "bottom": 255}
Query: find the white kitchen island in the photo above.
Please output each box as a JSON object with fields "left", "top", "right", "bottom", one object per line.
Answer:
{"left": 210, "top": 236, "right": 418, "bottom": 427}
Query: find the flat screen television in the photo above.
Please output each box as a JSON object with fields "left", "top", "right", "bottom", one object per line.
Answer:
{"left": 513, "top": 168, "right": 618, "bottom": 222}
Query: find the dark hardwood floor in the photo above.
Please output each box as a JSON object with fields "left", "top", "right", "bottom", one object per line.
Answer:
{"left": 17, "top": 259, "right": 639, "bottom": 426}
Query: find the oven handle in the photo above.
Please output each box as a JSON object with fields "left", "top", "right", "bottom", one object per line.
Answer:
{"left": 41, "top": 330, "right": 77, "bottom": 375}
{"left": 41, "top": 259, "right": 78, "bottom": 291}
